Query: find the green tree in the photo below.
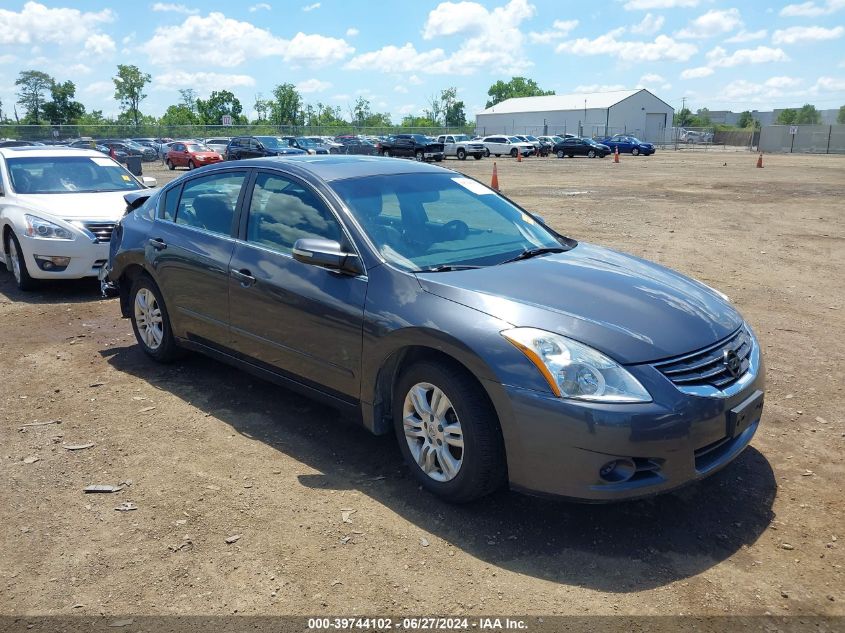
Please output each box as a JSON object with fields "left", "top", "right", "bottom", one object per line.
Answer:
{"left": 196, "top": 90, "right": 245, "bottom": 125}
{"left": 838, "top": 105, "right": 845, "bottom": 125}
{"left": 776, "top": 108, "right": 798, "bottom": 125}
{"left": 796, "top": 103, "right": 820, "bottom": 124}
{"left": 42, "top": 80, "right": 85, "bottom": 125}
{"left": 15, "top": 70, "right": 54, "bottom": 124}
{"left": 269, "top": 83, "right": 302, "bottom": 126}
{"left": 441, "top": 87, "right": 466, "bottom": 127}
{"left": 401, "top": 114, "right": 438, "bottom": 128}
{"left": 254, "top": 93, "right": 270, "bottom": 122}
{"left": 696, "top": 107, "right": 712, "bottom": 126}
{"left": 113, "top": 64, "right": 151, "bottom": 127}
{"left": 737, "top": 111, "right": 753, "bottom": 128}
{"left": 485, "top": 77, "right": 554, "bottom": 108}
{"left": 160, "top": 104, "right": 198, "bottom": 125}
{"left": 178, "top": 88, "right": 197, "bottom": 114}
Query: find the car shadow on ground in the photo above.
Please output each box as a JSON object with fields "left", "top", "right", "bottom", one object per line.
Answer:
{"left": 0, "top": 268, "right": 103, "bottom": 304}
{"left": 102, "top": 344, "right": 777, "bottom": 593}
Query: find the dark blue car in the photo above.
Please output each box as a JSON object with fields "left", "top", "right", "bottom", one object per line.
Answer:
{"left": 600, "top": 134, "right": 655, "bottom": 156}
{"left": 103, "top": 156, "right": 763, "bottom": 503}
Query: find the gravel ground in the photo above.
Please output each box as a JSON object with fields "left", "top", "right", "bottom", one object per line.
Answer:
{"left": 1, "top": 150, "right": 842, "bottom": 620}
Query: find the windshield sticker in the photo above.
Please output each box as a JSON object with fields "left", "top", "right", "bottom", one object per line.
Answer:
{"left": 452, "top": 177, "right": 494, "bottom": 196}
{"left": 90, "top": 157, "right": 119, "bottom": 167}
{"left": 121, "top": 175, "right": 131, "bottom": 181}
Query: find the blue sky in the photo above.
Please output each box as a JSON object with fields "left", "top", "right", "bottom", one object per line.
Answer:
{"left": 1, "top": 0, "right": 844, "bottom": 121}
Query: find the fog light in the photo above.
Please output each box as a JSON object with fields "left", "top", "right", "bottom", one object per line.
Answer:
{"left": 599, "top": 459, "right": 636, "bottom": 483}
{"left": 34, "top": 255, "right": 71, "bottom": 272}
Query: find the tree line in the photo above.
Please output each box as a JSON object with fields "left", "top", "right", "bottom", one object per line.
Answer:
{"left": 674, "top": 104, "right": 845, "bottom": 129}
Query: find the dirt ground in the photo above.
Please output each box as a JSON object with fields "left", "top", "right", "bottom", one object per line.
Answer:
{"left": 1, "top": 150, "right": 843, "bottom": 620}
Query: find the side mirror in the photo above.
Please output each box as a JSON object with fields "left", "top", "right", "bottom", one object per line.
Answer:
{"left": 292, "top": 238, "right": 363, "bottom": 275}
{"left": 142, "top": 176, "right": 157, "bottom": 188}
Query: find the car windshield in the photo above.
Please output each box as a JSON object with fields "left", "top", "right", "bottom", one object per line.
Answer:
{"left": 332, "top": 173, "right": 563, "bottom": 271}
{"left": 629, "top": 137, "right": 643, "bottom": 144}
{"left": 296, "top": 138, "right": 316, "bottom": 147}
{"left": 507, "top": 137, "right": 521, "bottom": 143}
{"left": 123, "top": 140, "right": 145, "bottom": 150}
{"left": 525, "top": 135, "right": 539, "bottom": 141}
{"left": 552, "top": 136, "right": 564, "bottom": 143}
{"left": 256, "top": 136, "right": 283, "bottom": 149}
{"left": 410, "top": 134, "right": 429, "bottom": 144}
{"left": 453, "top": 135, "right": 470, "bottom": 142}
{"left": 7, "top": 156, "right": 141, "bottom": 194}
{"left": 186, "top": 144, "right": 209, "bottom": 152}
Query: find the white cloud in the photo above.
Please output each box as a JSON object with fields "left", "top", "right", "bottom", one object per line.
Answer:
{"left": 346, "top": 27, "right": 359, "bottom": 37}
{"left": 676, "top": 9, "right": 743, "bottom": 39}
{"left": 0, "top": 2, "right": 114, "bottom": 45}
{"left": 142, "top": 13, "right": 353, "bottom": 68}
{"left": 623, "top": 0, "right": 699, "bottom": 9}
{"left": 296, "top": 78, "right": 331, "bottom": 93}
{"left": 780, "top": 0, "right": 845, "bottom": 17}
{"left": 409, "top": 75, "right": 424, "bottom": 85}
{"left": 772, "top": 25, "right": 844, "bottom": 45}
{"left": 302, "top": 2, "right": 321, "bottom": 11}
{"left": 154, "top": 70, "right": 255, "bottom": 91}
{"left": 556, "top": 29, "right": 698, "bottom": 62}
{"left": 574, "top": 83, "right": 627, "bottom": 92}
{"left": 812, "top": 75, "right": 845, "bottom": 91}
{"left": 66, "top": 63, "right": 92, "bottom": 75}
{"left": 398, "top": 104, "right": 417, "bottom": 115}
{"left": 82, "top": 80, "right": 114, "bottom": 95}
{"left": 706, "top": 45, "right": 790, "bottom": 67}
{"left": 331, "top": 94, "right": 350, "bottom": 102}
{"left": 0, "top": 54, "right": 15, "bottom": 64}
{"left": 84, "top": 33, "right": 116, "bottom": 55}
{"left": 639, "top": 72, "right": 665, "bottom": 83}
{"left": 151, "top": 3, "right": 198, "bottom": 14}
{"left": 719, "top": 76, "right": 803, "bottom": 101}
{"left": 630, "top": 13, "right": 665, "bottom": 35}
{"left": 725, "top": 29, "right": 767, "bottom": 43}
{"left": 529, "top": 19, "right": 579, "bottom": 43}
{"left": 680, "top": 66, "right": 714, "bottom": 78}
{"left": 249, "top": 3, "right": 271, "bottom": 11}
{"left": 394, "top": 85, "right": 409, "bottom": 93}
{"left": 345, "top": 43, "right": 448, "bottom": 73}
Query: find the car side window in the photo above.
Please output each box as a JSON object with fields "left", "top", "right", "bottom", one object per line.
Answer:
{"left": 174, "top": 171, "right": 247, "bottom": 235}
{"left": 246, "top": 172, "right": 342, "bottom": 255}
{"left": 161, "top": 184, "right": 182, "bottom": 221}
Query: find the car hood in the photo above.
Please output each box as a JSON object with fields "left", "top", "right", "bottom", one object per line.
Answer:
{"left": 13, "top": 191, "right": 138, "bottom": 221}
{"left": 416, "top": 243, "right": 743, "bottom": 364}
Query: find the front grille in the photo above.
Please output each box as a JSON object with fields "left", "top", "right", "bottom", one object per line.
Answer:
{"left": 653, "top": 326, "right": 752, "bottom": 390}
{"left": 83, "top": 222, "right": 116, "bottom": 243}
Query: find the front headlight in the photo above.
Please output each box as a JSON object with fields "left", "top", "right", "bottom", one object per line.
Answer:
{"left": 24, "top": 215, "right": 76, "bottom": 240}
{"left": 501, "top": 327, "right": 651, "bottom": 403}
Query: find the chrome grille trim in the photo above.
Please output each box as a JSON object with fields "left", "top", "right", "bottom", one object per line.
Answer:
{"left": 82, "top": 222, "right": 116, "bottom": 244}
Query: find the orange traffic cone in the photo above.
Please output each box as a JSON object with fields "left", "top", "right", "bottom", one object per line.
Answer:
{"left": 756, "top": 153, "right": 763, "bottom": 168}
{"left": 614, "top": 146, "right": 620, "bottom": 163}
{"left": 516, "top": 148, "right": 522, "bottom": 162}
{"left": 491, "top": 162, "right": 499, "bottom": 191}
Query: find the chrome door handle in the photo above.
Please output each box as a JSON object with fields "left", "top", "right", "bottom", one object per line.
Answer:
{"left": 230, "top": 268, "right": 256, "bottom": 286}
{"left": 148, "top": 238, "right": 167, "bottom": 250}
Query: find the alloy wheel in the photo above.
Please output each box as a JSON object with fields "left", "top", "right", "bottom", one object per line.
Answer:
{"left": 402, "top": 382, "right": 464, "bottom": 482}
{"left": 8, "top": 238, "right": 21, "bottom": 284}
{"left": 134, "top": 288, "right": 164, "bottom": 350}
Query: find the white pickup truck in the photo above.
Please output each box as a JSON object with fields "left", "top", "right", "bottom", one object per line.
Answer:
{"left": 436, "top": 134, "right": 486, "bottom": 160}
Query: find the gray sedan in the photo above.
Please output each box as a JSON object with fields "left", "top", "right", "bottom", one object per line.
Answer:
{"left": 104, "top": 156, "right": 764, "bottom": 502}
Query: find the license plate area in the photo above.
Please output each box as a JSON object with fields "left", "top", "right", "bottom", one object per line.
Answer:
{"left": 728, "top": 390, "right": 764, "bottom": 438}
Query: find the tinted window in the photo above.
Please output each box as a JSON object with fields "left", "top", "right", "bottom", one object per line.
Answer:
{"left": 246, "top": 172, "right": 341, "bottom": 254}
{"left": 161, "top": 184, "right": 181, "bottom": 220}
{"left": 175, "top": 171, "right": 246, "bottom": 235}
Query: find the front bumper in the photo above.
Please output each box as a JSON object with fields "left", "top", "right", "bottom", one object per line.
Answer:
{"left": 487, "top": 359, "right": 765, "bottom": 501}
{"left": 16, "top": 233, "right": 110, "bottom": 280}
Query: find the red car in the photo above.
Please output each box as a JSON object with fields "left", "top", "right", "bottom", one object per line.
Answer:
{"left": 165, "top": 141, "right": 222, "bottom": 170}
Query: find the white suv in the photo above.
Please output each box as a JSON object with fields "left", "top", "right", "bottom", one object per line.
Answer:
{"left": 0, "top": 146, "right": 155, "bottom": 291}
{"left": 480, "top": 135, "right": 534, "bottom": 158}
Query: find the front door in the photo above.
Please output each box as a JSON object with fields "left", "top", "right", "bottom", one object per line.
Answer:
{"left": 149, "top": 169, "right": 249, "bottom": 347}
{"left": 228, "top": 170, "right": 367, "bottom": 400}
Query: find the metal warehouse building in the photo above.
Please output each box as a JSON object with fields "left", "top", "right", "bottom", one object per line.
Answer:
{"left": 475, "top": 89, "right": 674, "bottom": 143}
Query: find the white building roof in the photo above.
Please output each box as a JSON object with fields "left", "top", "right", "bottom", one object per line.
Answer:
{"left": 477, "top": 90, "right": 642, "bottom": 116}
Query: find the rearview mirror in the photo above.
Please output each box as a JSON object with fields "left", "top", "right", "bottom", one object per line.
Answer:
{"left": 292, "top": 238, "right": 363, "bottom": 275}
{"left": 142, "top": 176, "right": 157, "bottom": 188}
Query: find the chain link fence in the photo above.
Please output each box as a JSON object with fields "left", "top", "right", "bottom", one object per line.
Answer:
{"left": 759, "top": 125, "right": 845, "bottom": 154}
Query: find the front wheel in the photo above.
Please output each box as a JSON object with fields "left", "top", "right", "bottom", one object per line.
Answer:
{"left": 415, "top": 150, "right": 424, "bottom": 161}
{"left": 130, "top": 275, "right": 180, "bottom": 363}
{"left": 457, "top": 149, "right": 466, "bottom": 160}
{"left": 484, "top": 148, "right": 490, "bottom": 157}
{"left": 166, "top": 159, "right": 174, "bottom": 171}
{"left": 5, "top": 231, "right": 37, "bottom": 291}
{"left": 510, "top": 148, "right": 518, "bottom": 158}
{"left": 587, "top": 149, "right": 596, "bottom": 158}
{"left": 556, "top": 150, "right": 565, "bottom": 159}
{"left": 394, "top": 361, "right": 506, "bottom": 503}
{"left": 188, "top": 160, "right": 196, "bottom": 170}
{"left": 632, "top": 147, "right": 640, "bottom": 156}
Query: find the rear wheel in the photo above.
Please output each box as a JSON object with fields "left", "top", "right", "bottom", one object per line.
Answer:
{"left": 5, "top": 231, "right": 37, "bottom": 291}
{"left": 457, "top": 148, "right": 466, "bottom": 160}
{"left": 130, "top": 275, "right": 179, "bottom": 363}
{"left": 188, "top": 160, "right": 196, "bottom": 170}
{"left": 484, "top": 148, "right": 490, "bottom": 157}
{"left": 394, "top": 361, "right": 506, "bottom": 503}
{"left": 510, "top": 148, "right": 518, "bottom": 158}
{"left": 587, "top": 149, "right": 596, "bottom": 158}
{"left": 556, "top": 150, "right": 565, "bottom": 159}
{"left": 166, "top": 159, "right": 174, "bottom": 171}
{"left": 632, "top": 147, "right": 640, "bottom": 156}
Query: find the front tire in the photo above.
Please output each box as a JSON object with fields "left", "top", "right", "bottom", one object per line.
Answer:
{"left": 166, "top": 159, "right": 174, "bottom": 171}
{"left": 484, "top": 148, "right": 491, "bottom": 157}
{"left": 510, "top": 148, "right": 518, "bottom": 158}
{"left": 556, "top": 150, "right": 565, "bottom": 159}
{"left": 587, "top": 149, "right": 596, "bottom": 158}
{"left": 394, "top": 361, "right": 506, "bottom": 503}
{"left": 415, "top": 150, "right": 424, "bottom": 161}
{"left": 130, "top": 275, "right": 179, "bottom": 363}
{"left": 457, "top": 148, "right": 466, "bottom": 160}
{"left": 5, "top": 231, "right": 37, "bottom": 291}
{"left": 188, "top": 160, "right": 196, "bottom": 170}
{"left": 632, "top": 147, "right": 640, "bottom": 156}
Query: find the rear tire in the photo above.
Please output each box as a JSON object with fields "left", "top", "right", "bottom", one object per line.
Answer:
{"left": 129, "top": 275, "right": 180, "bottom": 363}
{"left": 394, "top": 361, "right": 506, "bottom": 503}
{"left": 457, "top": 149, "right": 466, "bottom": 160}
{"left": 587, "top": 150, "right": 596, "bottom": 158}
{"left": 632, "top": 148, "right": 640, "bottom": 156}
{"left": 556, "top": 150, "right": 565, "bottom": 159}
{"left": 5, "top": 231, "right": 37, "bottom": 291}
{"left": 166, "top": 160, "right": 174, "bottom": 171}
{"left": 484, "top": 148, "right": 491, "bottom": 157}
{"left": 510, "top": 148, "right": 518, "bottom": 158}
{"left": 188, "top": 160, "right": 196, "bottom": 170}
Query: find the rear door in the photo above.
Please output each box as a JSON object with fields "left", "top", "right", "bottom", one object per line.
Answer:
{"left": 227, "top": 170, "right": 367, "bottom": 399}
{"left": 149, "top": 169, "right": 250, "bottom": 348}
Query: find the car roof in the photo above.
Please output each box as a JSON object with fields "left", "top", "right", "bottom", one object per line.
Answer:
{"left": 204, "top": 154, "right": 445, "bottom": 182}
{"left": 0, "top": 146, "right": 104, "bottom": 158}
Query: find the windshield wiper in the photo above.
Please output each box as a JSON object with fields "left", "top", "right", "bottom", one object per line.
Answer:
{"left": 414, "top": 264, "right": 483, "bottom": 273}
{"left": 498, "top": 247, "right": 566, "bottom": 265}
